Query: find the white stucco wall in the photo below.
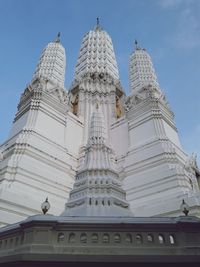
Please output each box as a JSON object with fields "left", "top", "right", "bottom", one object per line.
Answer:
{"left": 110, "top": 118, "right": 129, "bottom": 156}
{"left": 129, "top": 119, "right": 156, "bottom": 148}
{"left": 163, "top": 120, "right": 181, "bottom": 148}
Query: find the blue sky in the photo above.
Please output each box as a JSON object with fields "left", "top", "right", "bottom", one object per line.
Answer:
{"left": 0, "top": 0, "right": 200, "bottom": 163}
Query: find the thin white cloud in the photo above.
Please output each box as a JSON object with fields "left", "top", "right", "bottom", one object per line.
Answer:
{"left": 158, "top": 0, "right": 183, "bottom": 9}
{"left": 174, "top": 5, "right": 200, "bottom": 49}
{"left": 158, "top": 0, "right": 200, "bottom": 49}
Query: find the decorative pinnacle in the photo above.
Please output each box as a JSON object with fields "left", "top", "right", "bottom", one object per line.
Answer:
{"left": 41, "top": 197, "right": 50, "bottom": 215}
{"left": 55, "top": 32, "right": 61, "bottom": 43}
{"left": 135, "top": 39, "right": 138, "bottom": 50}
{"left": 95, "top": 17, "right": 101, "bottom": 31}
{"left": 97, "top": 17, "right": 99, "bottom": 27}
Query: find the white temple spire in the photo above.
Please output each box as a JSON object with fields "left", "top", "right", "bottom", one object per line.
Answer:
{"left": 129, "top": 42, "right": 160, "bottom": 93}
{"left": 62, "top": 105, "right": 131, "bottom": 217}
{"left": 32, "top": 34, "right": 66, "bottom": 88}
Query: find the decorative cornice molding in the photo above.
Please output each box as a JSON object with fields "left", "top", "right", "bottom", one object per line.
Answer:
{"left": 125, "top": 85, "right": 170, "bottom": 112}
{"left": 70, "top": 72, "right": 124, "bottom": 95}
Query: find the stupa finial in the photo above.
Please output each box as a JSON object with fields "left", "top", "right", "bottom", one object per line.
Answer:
{"left": 55, "top": 32, "right": 61, "bottom": 43}
{"left": 97, "top": 17, "right": 100, "bottom": 27}
{"left": 135, "top": 39, "right": 139, "bottom": 50}
{"left": 95, "top": 17, "right": 101, "bottom": 31}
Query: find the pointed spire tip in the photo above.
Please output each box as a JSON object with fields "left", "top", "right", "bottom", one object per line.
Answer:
{"left": 97, "top": 17, "right": 99, "bottom": 26}
{"left": 55, "top": 32, "right": 61, "bottom": 43}
{"left": 134, "top": 39, "right": 143, "bottom": 51}
{"left": 95, "top": 17, "right": 102, "bottom": 31}
{"left": 135, "top": 39, "right": 139, "bottom": 50}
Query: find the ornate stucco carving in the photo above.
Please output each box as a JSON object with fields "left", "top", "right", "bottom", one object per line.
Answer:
{"left": 129, "top": 45, "right": 159, "bottom": 93}
{"left": 75, "top": 26, "right": 119, "bottom": 81}
{"left": 18, "top": 77, "right": 68, "bottom": 111}
{"left": 32, "top": 36, "right": 66, "bottom": 88}
{"left": 125, "top": 84, "right": 169, "bottom": 112}
{"left": 185, "top": 153, "right": 198, "bottom": 171}
{"left": 62, "top": 105, "right": 132, "bottom": 216}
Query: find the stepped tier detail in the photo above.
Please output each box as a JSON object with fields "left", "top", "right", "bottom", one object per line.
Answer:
{"left": 62, "top": 105, "right": 131, "bottom": 216}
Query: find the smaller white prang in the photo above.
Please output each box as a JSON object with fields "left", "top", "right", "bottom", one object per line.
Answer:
{"left": 33, "top": 34, "right": 66, "bottom": 88}
{"left": 129, "top": 44, "right": 160, "bottom": 93}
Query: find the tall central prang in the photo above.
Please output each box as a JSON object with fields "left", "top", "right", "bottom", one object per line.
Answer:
{"left": 69, "top": 19, "right": 124, "bottom": 146}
